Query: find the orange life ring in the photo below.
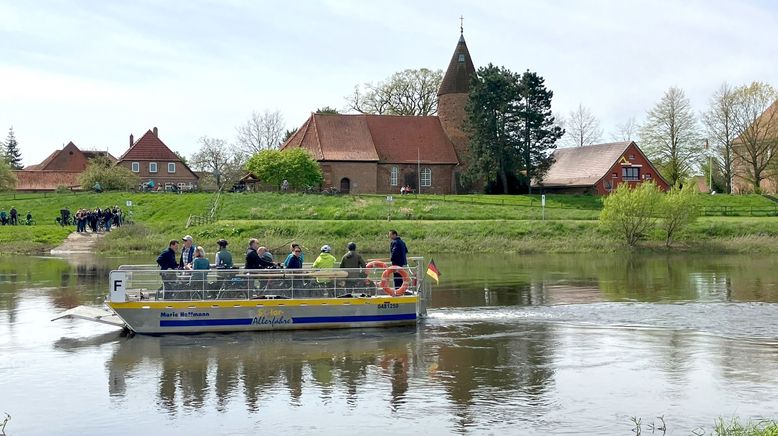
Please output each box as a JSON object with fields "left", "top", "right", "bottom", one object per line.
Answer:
{"left": 380, "top": 266, "right": 410, "bottom": 296}
{"left": 365, "top": 260, "right": 387, "bottom": 273}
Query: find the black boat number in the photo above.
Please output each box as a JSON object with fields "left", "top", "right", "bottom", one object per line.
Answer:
{"left": 377, "top": 303, "right": 399, "bottom": 309}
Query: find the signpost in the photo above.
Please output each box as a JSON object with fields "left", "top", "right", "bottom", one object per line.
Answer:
{"left": 541, "top": 195, "right": 546, "bottom": 221}
{"left": 386, "top": 195, "right": 394, "bottom": 221}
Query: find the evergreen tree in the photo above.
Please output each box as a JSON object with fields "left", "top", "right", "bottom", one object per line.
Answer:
{"left": 464, "top": 64, "right": 521, "bottom": 194}
{"left": 4, "top": 127, "right": 23, "bottom": 170}
{"left": 516, "top": 71, "right": 564, "bottom": 193}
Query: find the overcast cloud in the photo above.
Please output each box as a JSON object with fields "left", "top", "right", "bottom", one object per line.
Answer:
{"left": 1, "top": 0, "right": 776, "bottom": 165}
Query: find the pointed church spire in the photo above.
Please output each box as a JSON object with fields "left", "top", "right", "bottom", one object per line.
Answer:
{"left": 438, "top": 25, "right": 476, "bottom": 96}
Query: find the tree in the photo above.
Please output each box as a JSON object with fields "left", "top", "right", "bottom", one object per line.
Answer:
{"left": 560, "top": 104, "right": 602, "bottom": 147}
{"left": 731, "top": 81, "right": 778, "bottom": 193}
{"left": 640, "top": 87, "right": 702, "bottom": 187}
{"left": 464, "top": 64, "right": 521, "bottom": 193}
{"left": 703, "top": 83, "right": 738, "bottom": 193}
{"left": 599, "top": 181, "right": 663, "bottom": 247}
{"left": 190, "top": 136, "right": 245, "bottom": 190}
{"left": 79, "top": 156, "right": 139, "bottom": 191}
{"left": 612, "top": 116, "right": 639, "bottom": 142}
{"left": 315, "top": 106, "right": 340, "bottom": 114}
{"left": 517, "top": 70, "right": 565, "bottom": 193}
{"left": 0, "top": 160, "right": 17, "bottom": 191}
{"left": 283, "top": 127, "right": 299, "bottom": 143}
{"left": 245, "top": 148, "right": 323, "bottom": 190}
{"left": 4, "top": 127, "right": 23, "bottom": 170}
{"left": 346, "top": 68, "right": 443, "bottom": 116}
{"left": 659, "top": 184, "right": 699, "bottom": 247}
{"left": 235, "top": 110, "right": 286, "bottom": 154}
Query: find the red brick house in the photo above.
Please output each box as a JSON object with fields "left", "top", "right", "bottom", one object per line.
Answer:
{"left": 16, "top": 141, "right": 115, "bottom": 191}
{"left": 280, "top": 32, "right": 476, "bottom": 194}
{"left": 534, "top": 141, "right": 670, "bottom": 194}
{"left": 117, "top": 127, "right": 199, "bottom": 191}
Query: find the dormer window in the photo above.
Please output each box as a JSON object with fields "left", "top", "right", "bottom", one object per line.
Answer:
{"left": 458, "top": 54, "right": 465, "bottom": 63}
{"left": 149, "top": 162, "right": 158, "bottom": 173}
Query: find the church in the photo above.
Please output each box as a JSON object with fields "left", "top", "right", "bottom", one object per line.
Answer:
{"left": 281, "top": 32, "right": 476, "bottom": 194}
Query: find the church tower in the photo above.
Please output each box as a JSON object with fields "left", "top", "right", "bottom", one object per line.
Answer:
{"left": 438, "top": 28, "right": 476, "bottom": 185}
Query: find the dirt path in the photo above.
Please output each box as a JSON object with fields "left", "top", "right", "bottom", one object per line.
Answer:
{"left": 50, "top": 231, "right": 105, "bottom": 255}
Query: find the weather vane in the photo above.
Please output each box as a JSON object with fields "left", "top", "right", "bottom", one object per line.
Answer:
{"left": 460, "top": 15, "right": 464, "bottom": 34}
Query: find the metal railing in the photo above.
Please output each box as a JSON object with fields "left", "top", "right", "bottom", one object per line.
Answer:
{"left": 113, "top": 259, "right": 425, "bottom": 302}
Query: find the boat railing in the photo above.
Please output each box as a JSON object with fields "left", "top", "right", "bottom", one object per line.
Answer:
{"left": 108, "top": 258, "right": 426, "bottom": 303}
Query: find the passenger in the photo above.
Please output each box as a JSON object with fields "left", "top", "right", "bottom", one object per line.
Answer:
{"left": 215, "top": 239, "right": 233, "bottom": 268}
{"left": 245, "top": 238, "right": 261, "bottom": 269}
{"left": 257, "top": 246, "right": 277, "bottom": 269}
{"left": 312, "top": 245, "right": 337, "bottom": 284}
{"left": 285, "top": 245, "right": 303, "bottom": 269}
{"left": 284, "top": 243, "right": 304, "bottom": 267}
{"left": 179, "top": 235, "right": 195, "bottom": 269}
{"left": 156, "top": 240, "right": 179, "bottom": 292}
{"left": 388, "top": 229, "right": 408, "bottom": 289}
{"left": 191, "top": 246, "right": 210, "bottom": 291}
{"left": 340, "top": 241, "right": 366, "bottom": 281}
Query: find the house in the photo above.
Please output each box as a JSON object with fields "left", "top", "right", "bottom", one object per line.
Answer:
{"left": 15, "top": 141, "right": 115, "bottom": 191}
{"left": 280, "top": 31, "right": 476, "bottom": 194}
{"left": 117, "top": 127, "right": 199, "bottom": 191}
{"left": 534, "top": 141, "right": 670, "bottom": 194}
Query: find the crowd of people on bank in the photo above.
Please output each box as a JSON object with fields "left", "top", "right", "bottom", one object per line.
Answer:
{"left": 70, "top": 206, "right": 124, "bottom": 232}
{"left": 0, "top": 207, "right": 32, "bottom": 225}
{"left": 156, "top": 230, "right": 409, "bottom": 288}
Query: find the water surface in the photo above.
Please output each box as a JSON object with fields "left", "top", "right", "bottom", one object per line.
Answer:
{"left": 1, "top": 253, "right": 777, "bottom": 435}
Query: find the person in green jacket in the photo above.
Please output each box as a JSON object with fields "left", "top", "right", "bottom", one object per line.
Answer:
{"left": 312, "top": 245, "right": 337, "bottom": 284}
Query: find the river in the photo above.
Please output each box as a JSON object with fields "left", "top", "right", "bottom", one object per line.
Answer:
{"left": 1, "top": 253, "right": 777, "bottom": 435}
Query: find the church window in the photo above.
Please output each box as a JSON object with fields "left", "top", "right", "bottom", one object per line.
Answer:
{"left": 458, "top": 54, "right": 465, "bottom": 63}
{"left": 421, "top": 167, "right": 432, "bottom": 187}
{"left": 390, "top": 166, "right": 399, "bottom": 186}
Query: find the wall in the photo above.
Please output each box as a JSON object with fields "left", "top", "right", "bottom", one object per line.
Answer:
{"left": 320, "top": 161, "right": 378, "bottom": 194}
{"left": 595, "top": 143, "right": 670, "bottom": 195}
{"left": 117, "top": 160, "right": 199, "bottom": 189}
{"left": 377, "top": 163, "right": 456, "bottom": 195}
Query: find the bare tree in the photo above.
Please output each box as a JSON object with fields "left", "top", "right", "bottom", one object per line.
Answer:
{"left": 560, "top": 104, "right": 602, "bottom": 147}
{"left": 612, "top": 116, "right": 639, "bottom": 142}
{"left": 235, "top": 110, "right": 286, "bottom": 154}
{"left": 190, "top": 136, "right": 245, "bottom": 189}
{"left": 702, "top": 83, "right": 738, "bottom": 193}
{"left": 346, "top": 68, "right": 443, "bottom": 116}
{"left": 731, "top": 81, "right": 778, "bottom": 193}
{"left": 640, "top": 87, "right": 702, "bottom": 187}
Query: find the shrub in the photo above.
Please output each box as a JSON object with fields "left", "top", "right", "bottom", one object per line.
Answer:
{"left": 599, "top": 182, "right": 662, "bottom": 247}
{"left": 659, "top": 184, "right": 699, "bottom": 247}
{"left": 79, "top": 156, "right": 139, "bottom": 191}
{"left": 245, "top": 148, "right": 323, "bottom": 190}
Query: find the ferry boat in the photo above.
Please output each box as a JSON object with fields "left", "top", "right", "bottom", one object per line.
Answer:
{"left": 54, "top": 257, "right": 430, "bottom": 335}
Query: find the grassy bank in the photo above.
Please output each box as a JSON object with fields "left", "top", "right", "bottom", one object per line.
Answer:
{"left": 0, "top": 191, "right": 776, "bottom": 255}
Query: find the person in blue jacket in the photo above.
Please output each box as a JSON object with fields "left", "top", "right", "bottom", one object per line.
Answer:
{"left": 156, "top": 240, "right": 179, "bottom": 292}
{"left": 388, "top": 229, "right": 408, "bottom": 289}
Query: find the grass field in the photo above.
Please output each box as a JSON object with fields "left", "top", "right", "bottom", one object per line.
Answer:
{"left": 0, "top": 191, "right": 775, "bottom": 255}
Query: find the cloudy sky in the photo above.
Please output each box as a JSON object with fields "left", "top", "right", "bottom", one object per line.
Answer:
{"left": 1, "top": 0, "right": 777, "bottom": 165}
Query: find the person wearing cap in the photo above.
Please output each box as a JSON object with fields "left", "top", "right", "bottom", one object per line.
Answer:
{"left": 312, "top": 245, "right": 337, "bottom": 284}
{"left": 340, "top": 242, "right": 366, "bottom": 282}
{"left": 179, "top": 235, "right": 196, "bottom": 269}
{"left": 215, "top": 239, "right": 233, "bottom": 268}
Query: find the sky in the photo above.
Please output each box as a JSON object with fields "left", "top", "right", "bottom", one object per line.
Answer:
{"left": 1, "top": 0, "right": 777, "bottom": 166}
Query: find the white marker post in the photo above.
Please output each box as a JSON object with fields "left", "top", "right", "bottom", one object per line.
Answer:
{"left": 541, "top": 194, "right": 546, "bottom": 221}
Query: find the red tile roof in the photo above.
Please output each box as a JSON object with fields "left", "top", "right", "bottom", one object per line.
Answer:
{"left": 282, "top": 114, "right": 459, "bottom": 165}
{"left": 119, "top": 130, "right": 181, "bottom": 161}
{"left": 14, "top": 171, "right": 82, "bottom": 191}
{"left": 26, "top": 142, "right": 116, "bottom": 171}
{"left": 438, "top": 34, "right": 476, "bottom": 96}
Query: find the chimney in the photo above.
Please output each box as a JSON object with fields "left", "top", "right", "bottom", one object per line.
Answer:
{"left": 129, "top": 134, "right": 134, "bottom": 147}
{"left": 153, "top": 127, "right": 158, "bottom": 137}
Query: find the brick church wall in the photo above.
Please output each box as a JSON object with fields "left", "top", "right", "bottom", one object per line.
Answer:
{"left": 321, "top": 162, "right": 378, "bottom": 194}
{"left": 376, "top": 163, "right": 456, "bottom": 194}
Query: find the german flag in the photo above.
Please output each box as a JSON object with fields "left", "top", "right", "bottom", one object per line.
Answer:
{"left": 426, "top": 259, "right": 440, "bottom": 285}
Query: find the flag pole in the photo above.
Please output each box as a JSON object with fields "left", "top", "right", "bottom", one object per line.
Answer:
{"left": 417, "top": 147, "right": 421, "bottom": 195}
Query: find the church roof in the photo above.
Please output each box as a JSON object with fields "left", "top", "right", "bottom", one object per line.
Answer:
{"left": 438, "top": 34, "right": 476, "bottom": 96}
{"left": 281, "top": 114, "right": 460, "bottom": 165}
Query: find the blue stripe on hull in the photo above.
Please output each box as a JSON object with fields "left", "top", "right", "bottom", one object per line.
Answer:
{"left": 159, "top": 313, "right": 416, "bottom": 327}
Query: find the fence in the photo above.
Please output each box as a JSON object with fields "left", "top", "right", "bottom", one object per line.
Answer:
{"left": 186, "top": 190, "right": 222, "bottom": 228}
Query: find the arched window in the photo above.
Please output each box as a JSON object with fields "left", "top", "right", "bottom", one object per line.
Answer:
{"left": 390, "top": 166, "right": 399, "bottom": 186}
{"left": 421, "top": 167, "right": 432, "bottom": 187}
